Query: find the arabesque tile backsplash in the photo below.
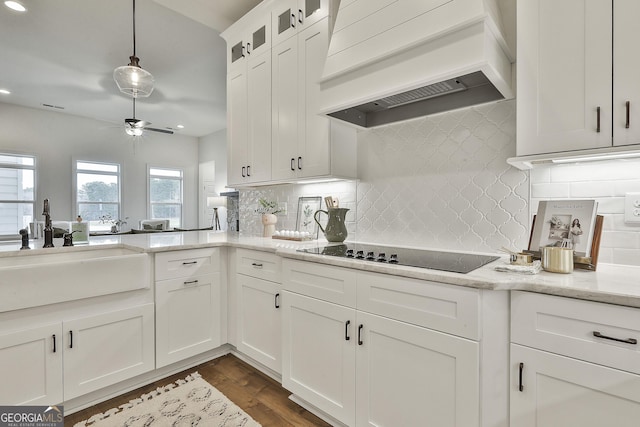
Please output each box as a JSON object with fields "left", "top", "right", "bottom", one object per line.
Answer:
{"left": 238, "top": 98, "right": 640, "bottom": 266}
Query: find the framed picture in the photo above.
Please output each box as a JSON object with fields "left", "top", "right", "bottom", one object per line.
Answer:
{"left": 296, "top": 196, "right": 322, "bottom": 237}
{"left": 529, "top": 199, "right": 598, "bottom": 257}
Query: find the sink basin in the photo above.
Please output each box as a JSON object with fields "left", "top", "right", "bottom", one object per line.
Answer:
{"left": 0, "top": 247, "right": 151, "bottom": 312}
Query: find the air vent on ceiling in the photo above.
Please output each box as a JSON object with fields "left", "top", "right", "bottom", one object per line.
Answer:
{"left": 42, "top": 103, "right": 64, "bottom": 110}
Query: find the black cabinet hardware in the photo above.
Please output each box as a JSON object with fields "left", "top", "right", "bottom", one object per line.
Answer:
{"left": 593, "top": 331, "right": 637, "bottom": 345}
{"left": 345, "top": 320, "right": 351, "bottom": 341}
{"left": 596, "top": 106, "right": 601, "bottom": 133}
{"left": 52, "top": 334, "right": 56, "bottom": 353}
{"left": 275, "top": 293, "right": 280, "bottom": 309}
{"left": 358, "top": 324, "right": 364, "bottom": 345}
{"left": 518, "top": 362, "right": 524, "bottom": 392}
{"left": 247, "top": 42, "right": 251, "bottom": 55}
{"left": 247, "top": 165, "right": 251, "bottom": 177}
{"left": 291, "top": 13, "right": 296, "bottom": 28}
{"left": 298, "top": 9, "right": 303, "bottom": 24}
{"left": 184, "top": 280, "right": 199, "bottom": 285}
{"left": 291, "top": 158, "right": 295, "bottom": 171}
{"left": 251, "top": 262, "right": 263, "bottom": 268}
{"left": 298, "top": 156, "right": 302, "bottom": 170}
{"left": 626, "top": 101, "right": 630, "bottom": 129}
{"left": 242, "top": 166, "right": 246, "bottom": 177}
{"left": 69, "top": 331, "right": 73, "bottom": 349}
{"left": 182, "top": 261, "right": 197, "bottom": 265}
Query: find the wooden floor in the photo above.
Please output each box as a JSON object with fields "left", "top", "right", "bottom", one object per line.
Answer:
{"left": 64, "top": 354, "right": 332, "bottom": 427}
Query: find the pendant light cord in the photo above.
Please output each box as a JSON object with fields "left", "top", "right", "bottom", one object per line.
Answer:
{"left": 132, "top": 0, "right": 136, "bottom": 57}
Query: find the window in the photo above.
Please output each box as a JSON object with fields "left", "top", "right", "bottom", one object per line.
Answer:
{"left": 149, "top": 167, "right": 183, "bottom": 228}
{"left": 0, "top": 154, "right": 35, "bottom": 239}
{"left": 75, "top": 161, "right": 121, "bottom": 232}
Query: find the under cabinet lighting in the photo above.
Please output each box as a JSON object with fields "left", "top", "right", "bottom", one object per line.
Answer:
{"left": 4, "top": 1, "right": 26, "bottom": 12}
{"left": 551, "top": 151, "right": 640, "bottom": 164}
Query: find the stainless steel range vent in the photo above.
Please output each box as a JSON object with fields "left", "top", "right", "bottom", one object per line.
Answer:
{"left": 377, "top": 79, "right": 467, "bottom": 109}
{"left": 328, "top": 72, "right": 504, "bottom": 128}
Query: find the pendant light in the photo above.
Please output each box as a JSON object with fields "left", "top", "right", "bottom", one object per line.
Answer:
{"left": 113, "top": 0, "right": 154, "bottom": 98}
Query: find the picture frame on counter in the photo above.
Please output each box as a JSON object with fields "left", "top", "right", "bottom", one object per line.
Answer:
{"left": 296, "top": 196, "right": 322, "bottom": 238}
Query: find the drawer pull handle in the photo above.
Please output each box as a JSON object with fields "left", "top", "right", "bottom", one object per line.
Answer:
{"left": 275, "top": 293, "right": 280, "bottom": 309}
{"left": 596, "top": 106, "right": 601, "bottom": 133}
{"left": 184, "top": 280, "right": 199, "bottom": 285}
{"left": 52, "top": 334, "right": 56, "bottom": 353}
{"left": 358, "top": 324, "right": 364, "bottom": 345}
{"left": 182, "top": 261, "right": 197, "bottom": 265}
{"left": 69, "top": 330, "right": 73, "bottom": 349}
{"left": 518, "top": 362, "right": 524, "bottom": 392}
{"left": 345, "top": 320, "right": 351, "bottom": 341}
{"left": 626, "top": 101, "right": 630, "bottom": 129}
{"left": 251, "top": 262, "right": 263, "bottom": 268}
{"left": 593, "top": 331, "right": 637, "bottom": 345}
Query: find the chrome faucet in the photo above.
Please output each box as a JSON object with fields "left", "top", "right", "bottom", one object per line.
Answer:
{"left": 42, "top": 198, "right": 54, "bottom": 248}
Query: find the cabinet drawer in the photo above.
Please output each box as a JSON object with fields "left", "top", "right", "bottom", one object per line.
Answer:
{"left": 357, "top": 272, "right": 480, "bottom": 340}
{"left": 282, "top": 259, "right": 356, "bottom": 307}
{"left": 155, "top": 248, "right": 220, "bottom": 281}
{"left": 236, "top": 249, "right": 281, "bottom": 282}
{"left": 512, "top": 291, "right": 640, "bottom": 375}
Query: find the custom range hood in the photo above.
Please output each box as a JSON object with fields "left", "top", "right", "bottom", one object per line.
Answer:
{"left": 320, "top": 0, "right": 515, "bottom": 128}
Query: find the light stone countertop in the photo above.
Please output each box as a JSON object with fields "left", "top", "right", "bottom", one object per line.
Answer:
{"left": 2, "top": 231, "right": 639, "bottom": 308}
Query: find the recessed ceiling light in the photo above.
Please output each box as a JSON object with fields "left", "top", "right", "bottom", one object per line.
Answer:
{"left": 176, "top": 125, "right": 185, "bottom": 129}
{"left": 4, "top": 1, "right": 27, "bottom": 12}
{"left": 0, "top": 89, "right": 10, "bottom": 95}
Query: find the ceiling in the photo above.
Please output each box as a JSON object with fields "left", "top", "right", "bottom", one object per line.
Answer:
{"left": 0, "top": 0, "right": 262, "bottom": 137}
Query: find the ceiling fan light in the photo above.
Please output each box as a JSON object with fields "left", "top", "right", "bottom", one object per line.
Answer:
{"left": 113, "top": 65, "right": 154, "bottom": 98}
{"left": 125, "top": 127, "right": 144, "bottom": 136}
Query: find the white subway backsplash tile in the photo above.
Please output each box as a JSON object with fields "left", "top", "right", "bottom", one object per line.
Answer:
{"left": 531, "top": 183, "right": 570, "bottom": 198}
{"left": 570, "top": 181, "right": 615, "bottom": 198}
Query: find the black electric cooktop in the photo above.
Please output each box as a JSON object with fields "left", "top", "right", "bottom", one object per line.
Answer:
{"left": 298, "top": 243, "right": 499, "bottom": 274}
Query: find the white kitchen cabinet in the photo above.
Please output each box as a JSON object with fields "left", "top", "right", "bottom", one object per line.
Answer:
{"left": 227, "top": 11, "right": 272, "bottom": 75}
{"left": 516, "top": 0, "right": 640, "bottom": 157}
{"left": 0, "top": 323, "right": 62, "bottom": 405}
{"left": 510, "top": 291, "right": 640, "bottom": 426}
{"left": 510, "top": 344, "right": 640, "bottom": 427}
{"left": 282, "top": 291, "right": 356, "bottom": 425}
{"left": 272, "top": 18, "right": 357, "bottom": 182}
{"left": 155, "top": 249, "right": 223, "bottom": 368}
{"left": 235, "top": 249, "right": 282, "bottom": 373}
{"left": 227, "top": 49, "right": 272, "bottom": 186}
{"left": 271, "top": 0, "right": 328, "bottom": 46}
{"left": 282, "top": 259, "right": 499, "bottom": 427}
{"left": 63, "top": 304, "right": 155, "bottom": 400}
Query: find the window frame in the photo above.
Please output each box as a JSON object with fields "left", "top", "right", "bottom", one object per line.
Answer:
{"left": 0, "top": 153, "right": 36, "bottom": 240}
{"left": 74, "top": 160, "right": 122, "bottom": 232}
{"left": 147, "top": 166, "right": 183, "bottom": 228}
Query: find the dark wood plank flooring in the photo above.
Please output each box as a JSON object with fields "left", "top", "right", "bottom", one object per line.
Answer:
{"left": 64, "top": 354, "right": 331, "bottom": 426}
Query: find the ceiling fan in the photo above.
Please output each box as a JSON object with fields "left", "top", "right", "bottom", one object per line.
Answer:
{"left": 124, "top": 98, "right": 173, "bottom": 136}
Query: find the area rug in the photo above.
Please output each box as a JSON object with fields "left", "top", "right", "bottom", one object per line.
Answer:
{"left": 74, "top": 372, "right": 261, "bottom": 427}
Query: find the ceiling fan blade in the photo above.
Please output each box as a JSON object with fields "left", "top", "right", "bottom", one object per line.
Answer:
{"left": 145, "top": 127, "right": 174, "bottom": 135}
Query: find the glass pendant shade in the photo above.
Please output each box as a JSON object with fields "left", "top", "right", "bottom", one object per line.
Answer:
{"left": 113, "top": 56, "right": 154, "bottom": 98}
{"left": 125, "top": 126, "right": 143, "bottom": 136}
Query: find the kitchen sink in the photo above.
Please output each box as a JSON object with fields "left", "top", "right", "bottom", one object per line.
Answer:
{"left": 0, "top": 247, "right": 151, "bottom": 312}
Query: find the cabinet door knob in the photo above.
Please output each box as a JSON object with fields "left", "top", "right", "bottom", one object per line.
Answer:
{"left": 358, "top": 324, "right": 364, "bottom": 345}
{"left": 596, "top": 106, "right": 601, "bottom": 133}
{"left": 626, "top": 101, "right": 630, "bottom": 129}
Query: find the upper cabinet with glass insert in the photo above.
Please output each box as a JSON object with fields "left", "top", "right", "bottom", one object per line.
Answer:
{"left": 272, "top": 0, "right": 328, "bottom": 46}
{"left": 226, "top": 3, "right": 273, "bottom": 74}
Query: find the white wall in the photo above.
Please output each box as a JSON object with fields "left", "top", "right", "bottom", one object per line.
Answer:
{"left": 198, "top": 129, "right": 228, "bottom": 228}
{"left": 0, "top": 103, "right": 200, "bottom": 230}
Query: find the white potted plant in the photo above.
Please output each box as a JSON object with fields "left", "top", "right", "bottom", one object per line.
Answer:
{"left": 255, "top": 198, "right": 282, "bottom": 237}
